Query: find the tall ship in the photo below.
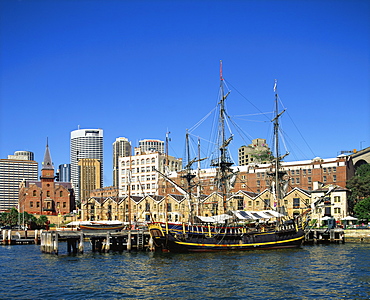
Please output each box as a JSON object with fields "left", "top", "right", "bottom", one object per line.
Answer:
{"left": 148, "top": 62, "right": 305, "bottom": 252}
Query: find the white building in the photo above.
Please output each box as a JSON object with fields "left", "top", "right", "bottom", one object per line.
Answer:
{"left": 139, "top": 139, "right": 164, "bottom": 154}
{"left": 119, "top": 148, "right": 182, "bottom": 196}
{"left": 70, "top": 128, "right": 103, "bottom": 202}
{"left": 0, "top": 152, "right": 38, "bottom": 211}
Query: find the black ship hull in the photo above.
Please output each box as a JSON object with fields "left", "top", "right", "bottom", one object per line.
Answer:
{"left": 149, "top": 222, "right": 304, "bottom": 253}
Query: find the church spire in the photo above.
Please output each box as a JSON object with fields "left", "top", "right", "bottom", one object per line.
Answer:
{"left": 42, "top": 138, "right": 54, "bottom": 170}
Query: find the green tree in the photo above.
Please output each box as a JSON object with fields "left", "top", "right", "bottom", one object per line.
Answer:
{"left": 354, "top": 197, "right": 370, "bottom": 221}
{"left": 36, "top": 215, "right": 48, "bottom": 228}
{"left": 347, "top": 163, "right": 370, "bottom": 217}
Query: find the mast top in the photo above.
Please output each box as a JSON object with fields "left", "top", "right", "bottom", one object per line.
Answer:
{"left": 220, "top": 60, "right": 223, "bottom": 81}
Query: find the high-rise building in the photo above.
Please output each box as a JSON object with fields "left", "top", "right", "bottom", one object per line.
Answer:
{"left": 139, "top": 139, "right": 164, "bottom": 154}
{"left": 112, "top": 137, "right": 131, "bottom": 187}
{"left": 0, "top": 151, "right": 38, "bottom": 211}
{"left": 58, "top": 164, "right": 71, "bottom": 182}
{"left": 78, "top": 158, "right": 101, "bottom": 204}
{"left": 70, "top": 128, "right": 103, "bottom": 202}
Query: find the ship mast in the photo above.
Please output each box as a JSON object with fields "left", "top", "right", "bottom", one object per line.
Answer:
{"left": 182, "top": 131, "right": 196, "bottom": 223}
{"left": 271, "top": 80, "right": 288, "bottom": 219}
{"left": 210, "top": 61, "right": 233, "bottom": 214}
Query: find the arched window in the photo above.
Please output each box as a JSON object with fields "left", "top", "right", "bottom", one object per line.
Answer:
{"left": 47, "top": 191, "right": 50, "bottom": 197}
{"left": 60, "top": 191, "right": 63, "bottom": 197}
{"left": 33, "top": 190, "right": 37, "bottom": 197}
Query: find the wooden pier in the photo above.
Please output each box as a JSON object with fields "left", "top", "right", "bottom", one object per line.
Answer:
{"left": 1, "top": 229, "right": 41, "bottom": 245}
{"left": 304, "top": 228, "right": 345, "bottom": 244}
{"left": 40, "top": 230, "right": 154, "bottom": 255}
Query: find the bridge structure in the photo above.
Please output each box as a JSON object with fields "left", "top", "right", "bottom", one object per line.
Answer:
{"left": 351, "top": 146, "right": 370, "bottom": 169}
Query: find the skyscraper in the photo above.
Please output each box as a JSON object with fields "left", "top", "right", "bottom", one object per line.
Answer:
{"left": 112, "top": 137, "right": 131, "bottom": 187}
{"left": 0, "top": 151, "right": 38, "bottom": 211}
{"left": 70, "top": 128, "right": 103, "bottom": 202}
{"left": 58, "top": 164, "right": 71, "bottom": 182}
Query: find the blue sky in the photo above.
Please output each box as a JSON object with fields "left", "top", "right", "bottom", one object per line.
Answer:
{"left": 1, "top": 0, "right": 369, "bottom": 186}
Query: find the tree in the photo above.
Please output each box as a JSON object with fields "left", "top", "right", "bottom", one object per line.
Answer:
{"left": 36, "top": 215, "right": 48, "bottom": 228}
{"left": 347, "top": 163, "right": 370, "bottom": 217}
{"left": 354, "top": 197, "right": 370, "bottom": 221}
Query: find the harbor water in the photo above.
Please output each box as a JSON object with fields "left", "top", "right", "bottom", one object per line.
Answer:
{"left": 1, "top": 243, "right": 369, "bottom": 299}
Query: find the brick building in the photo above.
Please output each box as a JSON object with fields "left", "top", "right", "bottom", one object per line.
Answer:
{"left": 161, "top": 154, "right": 354, "bottom": 196}
{"left": 19, "top": 143, "right": 75, "bottom": 216}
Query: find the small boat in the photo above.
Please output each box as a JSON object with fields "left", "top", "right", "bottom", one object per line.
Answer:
{"left": 148, "top": 62, "right": 305, "bottom": 252}
{"left": 71, "top": 221, "right": 125, "bottom": 232}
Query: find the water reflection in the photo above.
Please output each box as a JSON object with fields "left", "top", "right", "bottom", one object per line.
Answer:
{"left": 1, "top": 244, "right": 370, "bottom": 299}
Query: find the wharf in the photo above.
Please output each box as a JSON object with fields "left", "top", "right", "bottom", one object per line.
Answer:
{"left": 304, "top": 228, "right": 345, "bottom": 244}
{"left": 1, "top": 229, "right": 153, "bottom": 254}
{"left": 40, "top": 230, "right": 153, "bottom": 254}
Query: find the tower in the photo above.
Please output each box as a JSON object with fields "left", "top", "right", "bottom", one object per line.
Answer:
{"left": 112, "top": 137, "right": 131, "bottom": 187}
{"left": 70, "top": 128, "right": 103, "bottom": 203}
{"left": 40, "top": 142, "right": 56, "bottom": 212}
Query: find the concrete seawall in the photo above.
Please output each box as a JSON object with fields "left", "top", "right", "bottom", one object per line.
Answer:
{"left": 344, "top": 229, "right": 370, "bottom": 242}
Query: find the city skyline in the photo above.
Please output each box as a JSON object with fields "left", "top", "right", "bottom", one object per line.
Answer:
{"left": 1, "top": 0, "right": 369, "bottom": 187}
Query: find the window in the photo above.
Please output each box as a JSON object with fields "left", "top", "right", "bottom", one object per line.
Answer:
{"left": 167, "top": 203, "right": 172, "bottom": 212}
{"left": 303, "top": 169, "right": 306, "bottom": 175}
{"left": 237, "top": 199, "right": 244, "bottom": 210}
{"left": 296, "top": 178, "right": 300, "bottom": 184}
{"left": 47, "top": 190, "right": 50, "bottom": 197}
{"left": 333, "top": 167, "right": 336, "bottom": 172}
{"left": 291, "top": 178, "right": 295, "bottom": 184}
{"left": 323, "top": 168, "right": 327, "bottom": 173}
{"left": 256, "top": 200, "right": 260, "bottom": 206}
{"left": 37, "top": 202, "right": 40, "bottom": 208}
{"left": 30, "top": 201, "right": 33, "bottom": 208}
{"left": 248, "top": 201, "right": 252, "bottom": 206}
{"left": 33, "top": 190, "right": 36, "bottom": 197}
{"left": 308, "top": 177, "right": 312, "bottom": 183}
{"left": 308, "top": 169, "right": 312, "bottom": 174}
{"left": 60, "top": 191, "right": 63, "bottom": 197}
{"left": 296, "top": 170, "right": 300, "bottom": 175}
{"left": 334, "top": 196, "right": 340, "bottom": 203}
{"left": 323, "top": 176, "right": 327, "bottom": 182}
{"left": 293, "top": 198, "right": 300, "bottom": 209}
{"left": 257, "top": 180, "right": 260, "bottom": 187}
{"left": 291, "top": 170, "right": 295, "bottom": 175}
{"left": 333, "top": 175, "right": 337, "bottom": 182}
{"left": 334, "top": 207, "right": 341, "bottom": 214}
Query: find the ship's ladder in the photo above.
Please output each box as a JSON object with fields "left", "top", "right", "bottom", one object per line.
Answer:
{"left": 137, "top": 231, "right": 144, "bottom": 250}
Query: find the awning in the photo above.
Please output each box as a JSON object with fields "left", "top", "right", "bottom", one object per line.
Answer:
{"left": 341, "top": 216, "right": 358, "bottom": 221}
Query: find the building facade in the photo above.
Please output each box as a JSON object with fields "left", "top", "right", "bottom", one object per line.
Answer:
{"left": 19, "top": 144, "right": 75, "bottom": 216}
{"left": 57, "top": 164, "right": 71, "bottom": 182}
{"left": 78, "top": 158, "right": 101, "bottom": 204}
{"left": 0, "top": 152, "right": 38, "bottom": 211}
{"left": 112, "top": 137, "right": 131, "bottom": 188}
{"left": 164, "top": 154, "right": 354, "bottom": 196}
{"left": 70, "top": 128, "right": 103, "bottom": 202}
{"left": 238, "top": 138, "right": 272, "bottom": 166}
{"left": 118, "top": 148, "right": 182, "bottom": 197}
{"left": 7, "top": 151, "right": 34, "bottom": 161}
{"left": 138, "top": 139, "right": 164, "bottom": 153}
